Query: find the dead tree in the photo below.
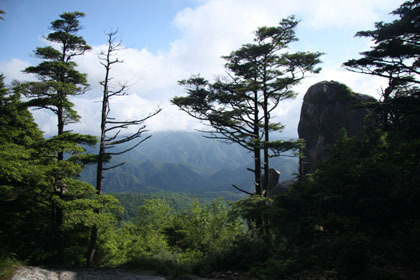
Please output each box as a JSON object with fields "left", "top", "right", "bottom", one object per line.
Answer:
{"left": 86, "top": 30, "right": 161, "bottom": 266}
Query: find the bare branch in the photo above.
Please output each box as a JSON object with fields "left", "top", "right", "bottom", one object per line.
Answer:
{"left": 232, "top": 184, "right": 254, "bottom": 195}
{"left": 103, "top": 162, "right": 125, "bottom": 171}
{"left": 106, "top": 135, "right": 151, "bottom": 156}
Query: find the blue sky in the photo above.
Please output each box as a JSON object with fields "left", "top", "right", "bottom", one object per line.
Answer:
{"left": 0, "top": 0, "right": 200, "bottom": 61}
{"left": 0, "top": 0, "right": 403, "bottom": 137}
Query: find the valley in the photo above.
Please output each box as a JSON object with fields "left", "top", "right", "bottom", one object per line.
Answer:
{"left": 80, "top": 131, "right": 299, "bottom": 196}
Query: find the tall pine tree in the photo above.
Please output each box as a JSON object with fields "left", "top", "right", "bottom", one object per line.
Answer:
{"left": 16, "top": 11, "right": 98, "bottom": 264}
{"left": 174, "top": 17, "right": 321, "bottom": 195}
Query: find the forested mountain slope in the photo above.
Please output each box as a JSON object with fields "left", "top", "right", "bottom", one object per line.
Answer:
{"left": 79, "top": 131, "right": 298, "bottom": 194}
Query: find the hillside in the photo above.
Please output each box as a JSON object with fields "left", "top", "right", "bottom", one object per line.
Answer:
{"left": 79, "top": 131, "right": 299, "bottom": 194}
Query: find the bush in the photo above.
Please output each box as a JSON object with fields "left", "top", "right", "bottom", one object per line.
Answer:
{"left": 0, "top": 253, "right": 22, "bottom": 280}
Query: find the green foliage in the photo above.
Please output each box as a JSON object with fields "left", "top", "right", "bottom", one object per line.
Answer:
{"left": 344, "top": 0, "right": 420, "bottom": 139}
{"left": 261, "top": 4, "right": 420, "bottom": 274}
{"left": 94, "top": 197, "right": 246, "bottom": 277}
{"left": 174, "top": 18, "right": 321, "bottom": 195}
{"left": 0, "top": 253, "right": 22, "bottom": 280}
{"left": 263, "top": 127, "right": 420, "bottom": 279}
{"left": 0, "top": 75, "right": 55, "bottom": 263}
{"left": 0, "top": 71, "right": 122, "bottom": 266}
{"left": 169, "top": 199, "right": 245, "bottom": 254}
{"left": 3, "top": 4, "right": 420, "bottom": 279}
{"left": 79, "top": 131, "right": 298, "bottom": 195}
{"left": 9, "top": 11, "right": 112, "bottom": 266}
{"left": 16, "top": 11, "right": 91, "bottom": 133}
{"left": 231, "top": 195, "right": 274, "bottom": 237}
{"left": 344, "top": 0, "right": 420, "bottom": 85}
{"left": 112, "top": 192, "right": 202, "bottom": 221}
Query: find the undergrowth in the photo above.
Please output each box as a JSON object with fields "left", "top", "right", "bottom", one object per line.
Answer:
{"left": 0, "top": 253, "right": 22, "bottom": 280}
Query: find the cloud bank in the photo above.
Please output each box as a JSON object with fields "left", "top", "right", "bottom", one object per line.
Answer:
{"left": 1, "top": 0, "right": 402, "bottom": 137}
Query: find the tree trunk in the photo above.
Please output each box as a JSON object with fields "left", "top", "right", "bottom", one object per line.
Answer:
{"left": 57, "top": 105, "right": 64, "bottom": 160}
{"left": 254, "top": 147, "right": 262, "bottom": 195}
{"left": 263, "top": 93, "right": 269, "bottom": 196}
{"left": 55, "top": 103, "right": 65, "bottom": 264}
{"left": 55, "top": 203, "right": 64, "bottom": 265}
{"left": 262, "top": 63, "right": 269, "bottom": 196}
{"left": 86, "top": 59, "right": 109, "bottom": 266}
{"left": 86, "top": 225, "right": 98, "bottom": 267}
{"left": 86, "top": 137, "right": 105, "bottom": 266}
{"left": 253, "top": 90, "right": 262, "bottom": 195}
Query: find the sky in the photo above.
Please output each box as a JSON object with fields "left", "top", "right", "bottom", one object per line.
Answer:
{"left": 0, "top": 0, "right": 404, "bottom": 138}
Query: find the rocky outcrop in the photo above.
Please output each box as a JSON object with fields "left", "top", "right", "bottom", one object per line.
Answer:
{"left": 298, "top": 81, "right": 375, "bottom": 175}
{"left": 10, "top": 266, "right": 253, "bottom": 280}
{"left": 10, "top": 266, "right": 214, "bottom": 280}
{"left": 262, "top": 168, "right": 294, "bottom": 196}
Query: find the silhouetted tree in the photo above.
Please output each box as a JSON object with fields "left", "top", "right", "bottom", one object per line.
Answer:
{"left": 344, "top": 0, "right": 420, "bottom": 137}
{"left": 173, "top": 17, "right": 321, "bottom": 195}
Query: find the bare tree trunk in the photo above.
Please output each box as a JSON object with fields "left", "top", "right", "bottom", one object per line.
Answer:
{"left": 86, "top": 37, "right": 109, "bottom": 267}
{"left": 86, "top": 30, "right": 160, "bottom": 266}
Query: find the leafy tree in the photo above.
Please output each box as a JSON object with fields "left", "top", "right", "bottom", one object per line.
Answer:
{"left": 0, "top": 9, "right": 5, "bottom": 20}
{"left": 133, "top": 199, "right": 173, "bottom": 256}
{"left": 135, "top": 199, "right": 174, "bottom": 231}
{"left": 166, "top": 199, "right": 245, "bottom": 256}
{"left": 95, "top": 199, "right": 174, "bottom": 267}
{"left": 93, "top": 197, "right": 245, "bottom": 274}
{"left": 173, "top": 17, "right": 321, "bottom": 195}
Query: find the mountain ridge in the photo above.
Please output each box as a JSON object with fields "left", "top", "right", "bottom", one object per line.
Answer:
{"left": 80, "top": 131, "right": 299, "bottom": 194}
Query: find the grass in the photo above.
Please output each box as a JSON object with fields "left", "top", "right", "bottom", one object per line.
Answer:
{"left": 0, "top": 254, "right": 22, "bottom": 280}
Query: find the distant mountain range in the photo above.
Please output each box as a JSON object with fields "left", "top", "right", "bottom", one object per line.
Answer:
{"left": 79, "top": 131, "right": 299, "bottom": 195}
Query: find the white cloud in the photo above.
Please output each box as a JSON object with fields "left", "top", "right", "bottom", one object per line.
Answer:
{"left": 1, "top": 0, "right": 402, "bottom": 137}
{"left": 30, "top": 109, "right": 57, "bottom": 135}
{"left": 0, "top": 58, "right": 34, "bottom": 83}
{"left": 294, "top": 0, "right": 401, "bottom": 29}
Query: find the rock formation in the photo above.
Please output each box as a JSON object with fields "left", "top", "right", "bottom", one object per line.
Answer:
{"left": 298, "top": 81, "right": 375, "bottom": 175}
{"left": 263, "top": 168, "right": 295, "bottom": 196}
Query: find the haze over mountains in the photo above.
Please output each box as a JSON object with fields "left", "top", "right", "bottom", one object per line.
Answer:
{"left": 80, "top": 131, "right": 299, "bottom": 196}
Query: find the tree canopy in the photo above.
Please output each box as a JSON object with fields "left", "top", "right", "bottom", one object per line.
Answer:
{"left": 173, "top": 17, "right": 321, "bottom": 195}
{"left": 344, "top": 0, "right": 420, "bottom": 138}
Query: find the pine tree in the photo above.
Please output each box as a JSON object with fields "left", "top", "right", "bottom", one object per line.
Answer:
{"left": 344, "top": 0, "right": 420, "bottom": 138}
{"left": 0, "top": 74, "right": 53, "bottom": 263}
{"left": 16, "top": 11, "right": 97, "bottom": 264}
{"left": 173, "top": 17, "right": 321, "bottom": 195}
